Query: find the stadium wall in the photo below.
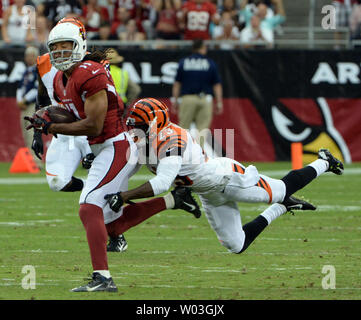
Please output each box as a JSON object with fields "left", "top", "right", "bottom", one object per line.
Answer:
{"left": 1, "top": 48, "right": 360, "bottom": 163}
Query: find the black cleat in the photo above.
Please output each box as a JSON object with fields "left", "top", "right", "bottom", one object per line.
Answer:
{"left": 282, "top": 195, "right": 316, "bottom": 214}
{"left": 171, "top": 186, "right": 201, "bottom": 218}
{"left": 318, "top": 148, "right": 344, "bottom": 175}
{"left": 107, "top": 234, "right": 128, "bottom": 252}
{"left": 71, "top": 272, "right": 118, "bottom": 292}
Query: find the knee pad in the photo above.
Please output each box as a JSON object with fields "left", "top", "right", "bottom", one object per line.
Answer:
{"left": 46, "top": 175, "right": 69, "bottom": 192}
{"left": 218, "top": 236, "right": 245, "bottom": 254}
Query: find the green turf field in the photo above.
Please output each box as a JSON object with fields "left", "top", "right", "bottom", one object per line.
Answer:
{"left": 0, "top": 161, "right": 360, "bottom": 300}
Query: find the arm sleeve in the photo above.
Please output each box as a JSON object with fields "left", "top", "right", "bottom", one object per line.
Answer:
{"left": 149, "top": 156, "right": 182, "bottom": 195}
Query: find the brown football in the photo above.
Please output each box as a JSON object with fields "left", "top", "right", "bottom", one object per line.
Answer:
{"left": 36, "top": 106, "right": 76, "bottom": 123}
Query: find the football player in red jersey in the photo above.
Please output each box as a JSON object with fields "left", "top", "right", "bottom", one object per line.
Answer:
{"left": 25, "top": 20, "right": 200, "bottom": 292}
{"left": 179, "top": 0, "right": 220, "bottom": 40}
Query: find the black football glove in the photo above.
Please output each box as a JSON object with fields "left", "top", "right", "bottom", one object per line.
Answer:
{"left": 82, "top": 153, "right": 95, "bottom": 169}
{"left": 104, "top": 192, "right": 124, "bottom": 212}
{"left": 24, "top": 110, "right": 54, "bottom": 136}
{"left": 32, "top": 129, "right": 44, "bottom": 160}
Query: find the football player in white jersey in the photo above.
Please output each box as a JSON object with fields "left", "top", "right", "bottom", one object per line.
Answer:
{"left": 104, "top": 98, "right": 344, "bottom": 254}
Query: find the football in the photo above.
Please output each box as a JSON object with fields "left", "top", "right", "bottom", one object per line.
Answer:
{"left": 36, "top": 106, "right": 76, "bottom": 123}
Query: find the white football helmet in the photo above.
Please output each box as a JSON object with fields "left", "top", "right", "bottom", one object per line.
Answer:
{"left": 47, "top": 22, "right": 87, "bottom": 71}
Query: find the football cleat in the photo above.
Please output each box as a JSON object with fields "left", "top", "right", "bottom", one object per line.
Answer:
{"left": 318, "top": 148, "right": 344, "bottom": 175}
{"left": 107, "top": 234, "right": 128, "bottom": 252}
{"left": 282, "top": 195, "right": 316, "bottom": 214}
{"left": 71, "top": 272, "right": 118, "bottom": 292}
{"left": 171, "top": 186, "right": 201, "bottom": 218}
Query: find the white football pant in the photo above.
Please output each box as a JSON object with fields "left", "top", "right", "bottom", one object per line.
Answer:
{"left": 79, "top": 132, "right": 139, "bottom": 224}
{"left": 45, "top": 135, "right": 91, "bottom": 191}
{"left": 199, "top": 168, "right": 287, "bottom": 253}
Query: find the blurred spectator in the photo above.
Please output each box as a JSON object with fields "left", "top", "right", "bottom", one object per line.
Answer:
{"left": 349, "top": 0, "right": 361, "bottom": 40}
{"left": 179, "top": 0, "right": 220, "bottom": 40}
{"left": 106, "top": 48, "right": 141, "bottom": 110}
{"left": 154, "top": 0, "right": 182, "bottom": 40}
{"left": 219, "top": 0, "right": 239, "bottom": 26}
{"left": 80, "top": 0, "right": 110, "bottom": 39}
{"left": 171, "top": 39, "right": 223, "bottom": 148}
{"left": 1, "top": 0, "right": 34, "bottom": 46}
{"left": 33, "top": 15, "right": 50, "bottom": 53}
{"left": 212, "top": 11, "right": 240, "bottom": 49}
{"left": 91, "top": 21, "right": 119, "bottom": 40}
{"left": 135, "top": 0, "right": 153, "bottom": 39}
{"left": 240, "top": 14, "right": 273, "bottom": 48}
{"left": 239, "top": 0, "right": 285, "bottom": 40}
{"left": 0, "top": 1, "right": 14, "bottom": 27}
{"left": 17, "top": 46, "right": 42, "bottom": 167}
{"left": 111, "top": 0, "right": 136, "bottom": 22}
{"left": 111, "top": 6, "right": 131, "bottom": 36}
{"left": 38, "top": 0, "right": 82, "bottom": 26}
{"left": 118, "top": 18, "right": 146, "bottom": 41}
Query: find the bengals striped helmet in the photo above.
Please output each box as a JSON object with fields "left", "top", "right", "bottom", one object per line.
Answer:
{"left": 126, "top": 98, "right": 170, "bottom": 135}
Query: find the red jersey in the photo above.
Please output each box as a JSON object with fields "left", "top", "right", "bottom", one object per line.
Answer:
{"left": 53, "top": 60, "right": 126, "bottom": 145}
{"left": 182, "top": 0, "right": 217, "bottom": 40}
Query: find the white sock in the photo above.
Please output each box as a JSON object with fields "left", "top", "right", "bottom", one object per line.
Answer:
{"left": 307, "top": 159, "right": 329, "bottom": 177}
{"left": 94, "top": 270, "right": 111, "bottom": 279}
{"left": 260, "top": 203, "right": 287, "bottom": 225}
{"left": 163, "top": 192, "right": 175, "bottom": 209}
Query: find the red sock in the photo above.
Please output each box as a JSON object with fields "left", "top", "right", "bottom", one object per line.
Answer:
{"left": 106, "top": 198, "right": 166, "bottom": 237}
{"left": 79, "top": 203, "right": 108, "bottom": 270}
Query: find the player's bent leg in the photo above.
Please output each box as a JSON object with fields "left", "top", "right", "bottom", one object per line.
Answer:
{"left": 105, "top": 198, "right": 167, "bottom": 237}
{"left": 45, "top": 135, "right": 85, "bottom": 192}
{"left": 238, "top": 204, "right": 287, "bottom": 253}
{"left": 201, "top": 198, "right": 246, "bottom": 253}
{"left": 60, "top": 176, "right": 84, "bottom": 192}
{"left": 224, "top": 174, "right": 286, "bottom": 205}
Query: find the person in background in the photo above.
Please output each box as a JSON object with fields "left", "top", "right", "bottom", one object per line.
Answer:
{"left": 118, "top": 18, "right": 146, "bottom": 41}
{"left": 106, "top": 48, "right": 141, "bottom": 111}
{"left": 239, "top": 0, "right": 285, "bottom": 39}
{"left": 179, "top": 0, "right": 220, "bottom": 40}
{"left": 17, "top": 46, "right": 41, "bottom": 167}
{"left": 349, "top": 0, "right": 361, "bottom": 41}
{"left": 37, "top": 0, "right": 82, "bottom": 26}
{"left": 171, "top": 39, "right": 223, "bottom": 149}
{"left": 333, "top": 0, "right": 357, "bottom": 48}
{"left": 110, "top": 6, "right": 130, "bottom": 37}
{"left": 240, "top": 13, "right": 273, "bottom": 48}
{"left": 212, "top": 11, "right": 240, "bottom": 49}
{"left": 33, "top": 15, "right": 51, "bottom": 53}
{"left": 91, "top": 21, "right": 119, "bottom": 41}
{"left": 80, "top": 0, "right": 110, "bottom": 39}
{"left": 1, "top": 0, "right": 34, "bottom": 46}
{"left": 154, "top": 0, "right": 182, "bottom": 41}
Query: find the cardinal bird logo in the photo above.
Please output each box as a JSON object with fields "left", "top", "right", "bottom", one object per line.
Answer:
{"left": 271, "top": 97, "right": 351, "bottom": 164}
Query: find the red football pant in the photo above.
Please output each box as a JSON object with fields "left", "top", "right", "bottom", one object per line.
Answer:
{"left": 79, "top": 203, "right": 108, "bottom": 270}
{"left": 106, "top": 198, "right": 166, "bottom": 238}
